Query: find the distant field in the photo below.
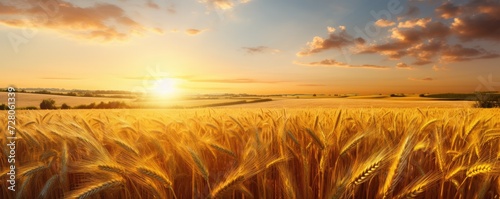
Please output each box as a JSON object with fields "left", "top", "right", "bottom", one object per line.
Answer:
{"left": 0, "top": 93, "right": 134, "bottom": 107}
{"left": 134, "top": 98, "right": 273, "bottom": 108}
{"left": 134, "top": 98, "right": 243, "bottom": 108}
{"left": 224, "top": 97, "right": 474, "bottom": 108}
{"left": 2, "top": 93, "right": 477, "bottom": 109}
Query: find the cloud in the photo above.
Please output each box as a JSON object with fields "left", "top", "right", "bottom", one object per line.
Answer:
{"left": 146, "top": 0, "right": 160, "bottom": 9}
{"left": 359, "top": 41, "right": 409, "bottom": 58}
{"left": 392, "top": 21, "right": 450, "bottom": 42}
{"left": 294, "top": 59, "right": 390, "bottom": 69}
{"left": 438, "top": 1, "right": 500, "bottom": 41}
{"left": 185, "top": 29, "right": 206, "bottom": 35}
{"left": 375, "top": 19, "right": 395, "bottom": 27}
{"left": 408, "top": 77, "right": 434, "bottom": 81}
{"left": 297, "top": 84, "right": 326, "bottom": 87}
{"left": 451, "top": 14, "right": 500, "bottom": 41}
{"left": 405, "top": 39, "right": 445, "bottom": 65}
{"left": 0, "top": 2, "right": 158, "bottom": 41}
{"left": 406, "top": 5, "right": 420, "bottom": 17}
{"left": 152, "top": 27, "right": 164, "bottom": 34}
{"left": 166, "top": 4, "right": 176, "bottom": 14}
{"left": 297, "top": 26, "right": 365, "bottom": 56}
{"left": 359, "top": 21, "right": 450, "bottom": 65}
{"left": 242, "top": 46, "right": 280, "bottom": 54}
{"left": 432, "top": 65, "right": 448, "bottom": 71}
{"left": 126, "top": 75, "right": 281, "bottom": 84}
{"left": 436, "top": 2, "right": 460, "bottom": 19}
{"left": 190, "top": 78, "right": 283, "bottom": 84}
{"left": 441, "top": 44, "right": 500, "bottom": 62}
{"left": 200, "top": 0, "right": 250, "bottom": 10}
{"left": 123, "top": 75, "right": 191, "bottom": 80}
{"left": 397, "top": 18, "right": 431, "bottom": 28}
{"left": 40, "top": 77, "right": 84, "bottom": 80}
{"left": 396, "top": 62, "right": 413, "bottom": 69}
{"left": 0, "top": 2, "right": 21, "bottom": 15}
{"left": 298, "top": 0, "right": 500, "bottom": 68}
{"left": 179, "top": 85, "right": 230, "bottom": 90}
{"left": 358, "top": 64, "right": 391, "bottom": 69}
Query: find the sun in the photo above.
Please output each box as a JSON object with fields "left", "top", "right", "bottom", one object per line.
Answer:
{"left": 151, "top": 78, "right": 177, "bottom": 97}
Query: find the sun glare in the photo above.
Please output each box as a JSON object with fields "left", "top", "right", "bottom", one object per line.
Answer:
{"left": 151, "top": 78, "right": 177, "bottom": 97}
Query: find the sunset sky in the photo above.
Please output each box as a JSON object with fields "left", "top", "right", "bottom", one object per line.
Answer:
{"left": 1, "top": 0, "right": 499, "bottom": 95}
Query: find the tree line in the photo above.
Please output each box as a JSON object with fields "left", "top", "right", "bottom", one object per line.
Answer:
{"left": 36, "top": 99, "right": 130, "bottom": 110}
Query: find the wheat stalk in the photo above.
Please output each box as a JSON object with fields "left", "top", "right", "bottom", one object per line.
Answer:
{"left": 380, "top": 133, "right": 416, "bottom": 198}
{"left": 208, "top": 143, "right": 236, "bottom": 158}
{"left": 113, "top": 138, "right": 139, "bottom": 155}
{"left": 394, "top": 172, "right": 442, "bottom": 199}
{"left": 137, "top": 166, "right": 172, "bottom": 187}
{"left": 38, "top": 174, "right": 59, "bottom": 199}
{"left": 98, "top": 164, "right": 126, "bottom": 175}
{"left": 286, "top": 130, "right": 299, "bottom": 145}
{"left": 60, "top": 141, "right": 69, "bottom": 190}
{"left": 306, "top": 128, "right": 325, "bottom": 149}
{"left": 20, "top": 164, "right": 47, "bottom": 177}
{"left": 209, "top": 174, "right": 245, "bottom": 198}
{"left": 187, "top": 148, "right": 209, "bottom": 182}
{"left": 16, "top": 175, "right": 32, "bottom": 199}
{"left": 70, "top": 178, "right": 124, "bottom": 199}
{"left": 340, "top": 132, "right": 367, "bottom": 156}
{"left": 445, "top": 166, "right": 465, "bottom": 180}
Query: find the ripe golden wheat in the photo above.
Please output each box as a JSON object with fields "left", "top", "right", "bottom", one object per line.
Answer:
{"left": 0, "top": 108, "right": 499, "bottom": 198}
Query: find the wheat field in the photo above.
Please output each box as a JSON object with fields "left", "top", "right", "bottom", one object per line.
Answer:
{"left": 1, "top": 108, "right": 500, "bottom": 199}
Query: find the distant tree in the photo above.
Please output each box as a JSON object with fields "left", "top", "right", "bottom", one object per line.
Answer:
{"left": 419, "top": 94, "right": 426, "bottom": 97}
{"left": 74, "top": 104, "right": 87, "bottom": 109}
{"left": 67, "top": 92, "right": 77, "bottom": 96}
{"left": 87, "top": 102, "right": 96, "bottom": 109}
{"left": 313, "top": 94, "right": 317, "bottom": 97}
{"left": 40, "top": 99, "right": 56, "bottom": 109}
{"left": 37, "top": 90, "right": 51, "bottom": 94}
{"left": 96, "top": 101, "right": 106, "bottom": 109}
{"left": 390, "top": 94, "right": 405, "bottom": 97}
{"left": 61, "top": 103, "right": 71, "bottom": 109}
{"left": 24, "top": 106, "right": 38, "bottom": 110}
{"left": 0, "top": 104, "right": 6, "bottom": 110}
{"left": 474, "top": 92, "right": 500, "bottom": 108}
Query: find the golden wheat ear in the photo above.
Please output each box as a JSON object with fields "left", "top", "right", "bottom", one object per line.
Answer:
{"left": 379, "top": 132, "right": 417, "bottom": 198}
{"left": 19, "top": 163, "right": 48, "bottom": 178}
{"left": 339, "top": 130, "right": 373, "bottom": 156}
{"left": 136, "top": 166, "right": 173, "bottom": 188}
{"left": 209, "top": 172, "right": 245, "bottom": 199}
{"left": 466, "top": 163, "right": 493, "bottom": 177}
{"left": 393, "top": 171, "right": 442, "bottom": 199}
{"left": 208, "top": 143, "right": 236, "bottom": 158}
{"left": 306, "top": 128, "right": 325, "bottom": 149}
{"left": 68, "top": 178, "right": 125, "bottom": 199}
{"left": 188, "top": 148, "right": 209, "bottom": 177}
